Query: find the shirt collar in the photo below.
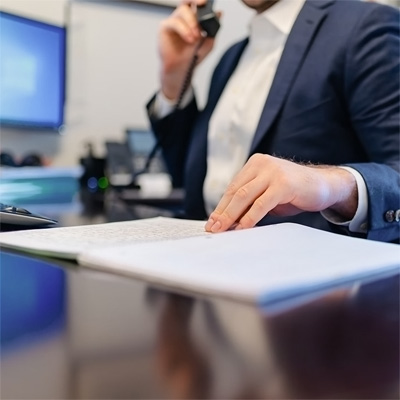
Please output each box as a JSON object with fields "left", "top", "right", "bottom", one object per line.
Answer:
{"left": 249, "top": 0, "right": 306, "bottom": 38}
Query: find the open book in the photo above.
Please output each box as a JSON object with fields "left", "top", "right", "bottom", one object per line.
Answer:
{"left": 0, "top": 217, "right": 399, "bottom": 305}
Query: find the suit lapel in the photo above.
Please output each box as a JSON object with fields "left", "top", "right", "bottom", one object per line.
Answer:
{"left": 249, "top": 0, "right": 334, "bottom": 153}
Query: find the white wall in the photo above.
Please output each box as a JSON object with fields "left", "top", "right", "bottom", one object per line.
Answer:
{"left": 0, "top": 0, "right": 252, "bottom": 166}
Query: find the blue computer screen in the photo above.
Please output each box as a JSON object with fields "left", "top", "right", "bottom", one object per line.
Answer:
{"left": 0, "top": 12, "right": 66, "bottom": 130}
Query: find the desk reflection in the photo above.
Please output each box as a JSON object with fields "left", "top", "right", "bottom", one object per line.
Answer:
{"left": 155, "top": 294, "right": 211, "bottom": 399}
{"left": 1, "top": 251, "right": 399, "bottom": 399}
{"left": 153, "top": 276, "right": 399, "bottom": 399}
{"left": 265, "top": 278, "right": 399, "bottom": 399}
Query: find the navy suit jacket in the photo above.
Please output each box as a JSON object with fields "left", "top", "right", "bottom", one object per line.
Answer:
{"left": 148, "top": 0, "right": 400, "bottom": 242}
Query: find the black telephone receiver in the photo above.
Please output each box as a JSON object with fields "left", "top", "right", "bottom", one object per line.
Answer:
{"left": 197, "top": 0, "right": 220, "bottom": 38}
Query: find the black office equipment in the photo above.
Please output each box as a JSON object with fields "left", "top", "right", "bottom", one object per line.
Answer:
{"left": 105, "top": 141, "right": 135, "bottom": 187}
{"left": 0, "top": 202, "right": 57, "bottom": 227}
{"left": 0, "top": 152, "right": 44, "bottom": 167}
{"left": 197, "top": 0, "right": 220, "bottom": 38}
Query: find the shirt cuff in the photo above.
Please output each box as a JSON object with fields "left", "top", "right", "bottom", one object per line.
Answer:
{"left": 152, "top": 88, "right": 194, "bottom": 119}
{"left": 321, "top": 166, "right": 369, "bottom": 233}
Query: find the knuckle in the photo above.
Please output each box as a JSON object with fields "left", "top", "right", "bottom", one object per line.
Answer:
{"left": 240, "top": 214, "right": 256, "bottom": 229}
{"left": 253, "top": 197, "right": 266, "bottom": 212}
{"left": 235, "top": 186, "right": 249, "bottom": 201}
{"left": 209, "top": 210, "right": 222, "bottom": 221}
{"left": 249, "top": 153, "right": 269, "bottom": 166}
{"left": 249, "top": 153, "right": 260, "bottom": 164}
{"left": 225, "top": 183, "right": 238, "bottom": 196}
{"left": 221, "top": 209, "right": 234, "bottom": 223}
{"left": 209, "top": 209, "right": 218, "bottom": 217}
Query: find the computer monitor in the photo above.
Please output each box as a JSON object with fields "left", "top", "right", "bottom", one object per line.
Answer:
{"left": 0, "top": 11, "right": 66, "bottom": 131}
{"left": 125, "top": 128, "right": 166, "bottom": 174}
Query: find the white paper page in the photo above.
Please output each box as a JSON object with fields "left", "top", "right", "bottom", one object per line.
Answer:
{"left": 80, "top": 223, "right": 400, "bottom": 304}
{"left": 0, "top": 217, "right": 208, "bottom": 259}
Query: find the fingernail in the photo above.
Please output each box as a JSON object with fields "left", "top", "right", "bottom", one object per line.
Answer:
{"left": 211, "top": 220, "right": 221, "bottom": 233}
{"left": 234, "top": 224, "right": 243, "bottom": 230}
{"left": 205, "top": 218, "right": 214, "bottom": 231}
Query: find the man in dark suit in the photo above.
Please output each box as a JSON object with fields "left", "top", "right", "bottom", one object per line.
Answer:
{"left": 147, "top": 0, "right": 399, "bottom": 242}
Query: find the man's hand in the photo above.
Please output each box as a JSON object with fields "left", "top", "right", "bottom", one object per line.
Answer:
{"left": 159, "top": 0, "right": 217, "bottom": 101}
{"left": 205, "top": 154, "right": 358, "bottom": 233}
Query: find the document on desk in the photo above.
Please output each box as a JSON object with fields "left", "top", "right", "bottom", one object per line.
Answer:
{"left": 0, "top": 217, "right": 399, "bottom": 305}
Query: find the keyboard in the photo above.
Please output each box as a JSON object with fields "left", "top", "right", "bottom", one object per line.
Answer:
{"left": 0, "top": 202, "right": 57, "bottom": 227}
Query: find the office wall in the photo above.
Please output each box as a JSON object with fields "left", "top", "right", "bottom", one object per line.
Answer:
{"left": 0, "top": 0, "right": 252, "bottom": 166}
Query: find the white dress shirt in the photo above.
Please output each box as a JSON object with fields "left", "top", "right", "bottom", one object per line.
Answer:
{"left": 203, "top": 0, "right": 305, "bottom": 214}
{"left": 153, "top": 0, "right": 368, "bottom": 233}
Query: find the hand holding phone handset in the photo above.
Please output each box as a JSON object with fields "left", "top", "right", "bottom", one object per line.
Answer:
{"left": 139, "top": 1, "right": 221, "bottom": 177}
{"left": 158, "top": 0, "right": 221, "bottom": 105}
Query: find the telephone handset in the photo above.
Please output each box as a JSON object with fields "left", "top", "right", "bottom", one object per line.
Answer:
{"left": 197, "top": 0, "right": 220, "bottom": 38}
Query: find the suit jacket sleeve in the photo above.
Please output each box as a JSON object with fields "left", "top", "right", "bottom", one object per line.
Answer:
{"left": 343, "top": 4, "right": 400, "bottom": 242}
{"left": 146, "top": 94, "right": 199, "bottom": 188}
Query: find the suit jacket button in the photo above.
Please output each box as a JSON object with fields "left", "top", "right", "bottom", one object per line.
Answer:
{"left": 385, "top": 210, "right": 395, "bottom": 222}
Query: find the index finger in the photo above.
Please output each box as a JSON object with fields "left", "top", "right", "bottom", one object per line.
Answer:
{"left": 205, "top": 175, "right": 263, "bottom": 232}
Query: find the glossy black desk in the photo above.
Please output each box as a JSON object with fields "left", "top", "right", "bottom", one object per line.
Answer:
{"left": 1, "top": 191, "right": 399, "bottom": 399}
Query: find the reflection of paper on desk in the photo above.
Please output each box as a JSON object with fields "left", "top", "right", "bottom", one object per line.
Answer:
{"left": 1, "top": 217, "right": 399, "bottom": 305}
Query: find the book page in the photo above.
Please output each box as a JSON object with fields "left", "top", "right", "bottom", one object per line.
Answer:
{"left": 79, "top": 223, "right": 400, "bottom": 305}
{"left": 0, "top": 217, "right": 208, "bottom": 259}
